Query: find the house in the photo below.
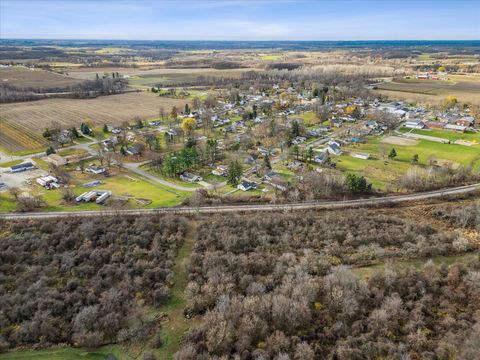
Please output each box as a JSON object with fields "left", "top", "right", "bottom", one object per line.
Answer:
{"left": 444, "top": 124, "right": 467, "bottom": 133}
{"left": 264, "top": 171, "right": 279, "bottom": 182}
{"left": 265, "top": 176, "right": 288, "bottom": 191}
{"left": 323, "top": 143, "right": 342, "bottom": 156}
{"left": 180, "top": 172, "right": 202, "bottom": 183}
{"left": 126, "top": 145, "right": 142, "bottom": 156}
{"left": 404, "top": 120, "right": 425, "bottom": 129}
{"left": 426, "top": 121, "right": 445, "bottom": 130}
{"left": 86, "top": 165, "right": 107, "bottom": 175}
{"left": 166, "top": 129, "right": 178, "bottom": 138}
{"left": 287, "top": 160, "right": 304, "bottom": 170}
{"left": 314, "top": 152, "right": 330, "bottom": 164}
{"left": 237, "top": 180, "right": 257, "bottom": 191}
{"left": 365, "top": 120, "right": 378, "bottom": 130}
{"left": 257, "top": 147, "right": 271, "bottom": 156}
{"left": 456, "top": 117, "right": 475, "bottom": 127}
{"left": 245, "top": 154, "right": 258, "bottom": 165}
{"left": 331, "top": 118, "right": 343, "bottom": 128}
{"left": 47, "top": 154, "right": 67, "bottom": 166}
{"left": 10, "top": 162, "right": 36, "bottom": 173}
{"left": 351, "top": 152, "right": 370, "bottom": 160}
{"left": 292, "top": 136, "right": 306, "bottom": 145}
{"left": 212, "top": 165, "right": 227, "bottom": 177}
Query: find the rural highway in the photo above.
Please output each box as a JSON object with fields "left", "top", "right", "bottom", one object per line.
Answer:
{"left": 1, "top": 183, "right": 478, "bottom": 220}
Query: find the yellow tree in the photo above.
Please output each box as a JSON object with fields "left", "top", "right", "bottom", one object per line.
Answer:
{"left": 181, "top": 117, "right": 197, "bottom": 138}
{"left": 443, "top": 96, "right": 458, "bottom": 109}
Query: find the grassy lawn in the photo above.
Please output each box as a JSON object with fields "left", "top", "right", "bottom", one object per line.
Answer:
{"left": 399, "top": 127, "right": 480, "bottom": 143}
{"left": 0, "top": 146, "right": 46, "bottom": 157}
{"left": 142, "top": 166, "right": 202, "bottom": 189}
{"left": 0, "top": 170, "right": 189, "bottom": 213}
{"left": 0, "top": 159, "right": 23, "bottom": 168}
{"left": 337, "top": 136, "right": 480, "bottom": 190}
{"left": 0, "top": 347, "right": 124, "bottom": 360}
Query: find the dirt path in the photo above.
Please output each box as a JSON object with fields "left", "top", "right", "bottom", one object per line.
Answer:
{"left": 155, "top": 220, "right": 198, "bottom": 359}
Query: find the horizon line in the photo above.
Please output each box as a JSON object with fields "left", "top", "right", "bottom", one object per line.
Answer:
{"left": 2, "top": 38, "right": 480, "bottom": 42}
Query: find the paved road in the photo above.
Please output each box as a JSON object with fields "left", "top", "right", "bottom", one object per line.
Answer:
{"left": 1, "top": 183, "right": 478, "bottom": 219}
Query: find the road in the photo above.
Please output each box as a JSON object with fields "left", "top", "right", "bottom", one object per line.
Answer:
{"left": 1, "top": 183, "right": 478, "bottom": 219}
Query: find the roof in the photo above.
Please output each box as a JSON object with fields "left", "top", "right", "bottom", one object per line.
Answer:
{"left": 11, "top": 162, "right": 34, "bottom": 170}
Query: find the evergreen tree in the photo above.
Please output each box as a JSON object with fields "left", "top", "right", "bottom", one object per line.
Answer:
{"left": 291, "top": 120, "right": 301, "bottom": 138}
{"left": 227, "top": 160, "right": 243, "bottom": 186}
{"left": 306, "top": 147, "right": 315, "bottom": 163}
{"left": 45, "top": 146, "right": 56, "bottom": 156}
{"left": 388, "top": 148, "right": 397, "bottom": 159}
{"left": 411, "top": 154, "right": 419, "bottom": 164}
{"left": 42, "top": 128, "right": 52, "bottom": 139}
{"left": 102, "top": 124, "right": 109, "bottom": 133}
{"left": 264, "top": 154, "right": 272, "bottom": 170}
{"left": 345, "top": 173, "right": 371, "bottom": 194}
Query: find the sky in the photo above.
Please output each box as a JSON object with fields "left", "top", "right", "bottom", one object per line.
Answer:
{"left": 1, "top": 0, "right": 479, "bottom": 41}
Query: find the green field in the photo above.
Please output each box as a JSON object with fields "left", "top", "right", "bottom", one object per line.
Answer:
{"left": 338, "top": 136, "right": 480, "bottom": 190}
{"left": 399, "top": 127, "right": 480, "bottom": 143}
{"left": 0, "top": 159, "right": 23, "bottom": 168}
{"left": 0, "top": 170, "right": 190, "bottom": 213}
{"left": 0, "top": 346, "right": 124, "bottom": 360}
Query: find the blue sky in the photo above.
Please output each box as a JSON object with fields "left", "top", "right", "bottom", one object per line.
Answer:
{"left": 1, "top": 0, "right": 479, "bottom": 40}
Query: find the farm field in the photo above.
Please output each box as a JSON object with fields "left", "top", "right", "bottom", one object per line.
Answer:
{"left": 67, "top": 66, "right": 252, "bottom": 82}
{"left": 374, "top": 75, "right": 480, "bottom": 105}
{"left": 0, "top": 119, "right": 48, "bottom": 153}
{"left": 0, "top": 92, "right": 190, "bottom": 141}
{"left": 0, "top": 66, "right": 82, "bottom": 88}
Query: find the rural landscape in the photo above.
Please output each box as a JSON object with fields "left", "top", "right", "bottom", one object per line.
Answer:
{"left": 0, "top": 0, "right": 479, "bottom": 359}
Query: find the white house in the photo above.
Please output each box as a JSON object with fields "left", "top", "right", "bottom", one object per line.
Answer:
{"left": 404, "top": 120, "right": 425, "bottom": 129}
{"left": 180, "top": 172, "right": 202, "bottom": 183}
{"left": 237, "top": 181, "right": 257, "bottom": 192}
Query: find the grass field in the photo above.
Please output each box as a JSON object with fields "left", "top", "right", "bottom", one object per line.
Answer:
{"left": 0, "top": 93, "right": 189, "bottom": 151}
{"left": 0, "top": 169, "right": 189, "bottom": 213}
{"left": 0, "top": 66, "right": 83, "bottom": 88}
{"left": 338, "top": 136, "right": 480, "bottom": 190}
{"left": 398, "top": 127, "right": 480, "bottom": 143}
{"left": 0, "top": 346, "right": 124, "bottom": 360}
{"left": 374, "top": 75, "right": 480, "bottom": 105}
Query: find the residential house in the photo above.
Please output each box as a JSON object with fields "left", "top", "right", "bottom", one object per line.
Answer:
{"left": 265, "top": 176, "right": 288, "bottom": 192}
{"left": 323, "top": 142, "right": 342, "bottom": 156}
{"left": 444, "top": 124, "right": 467, "bottom": 133}
{"left": 86, "top": 165, "right": 107, "bottom": 175}
{"left": 457, "top": 117, "right": 475, "bottom": 128}
{"left": 404, "top": 120, "right": 425, "bottom": 129}
{"left": 237, "top": 180, "right": 257, "bottom": 191}
{"left": 180, "top": 172, "right": 202, "bottom": 183}
{"left": 212, "top": 165, "right": 228, "bottom": 177}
